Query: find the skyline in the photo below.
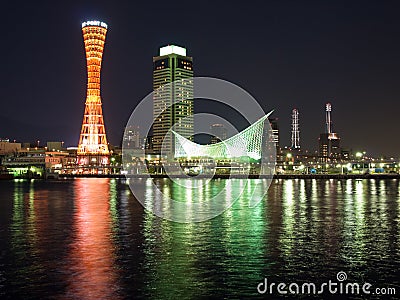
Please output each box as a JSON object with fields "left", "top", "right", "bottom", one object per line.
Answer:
{"left": 1, "top": 1, "right": 400, "bottom": 156}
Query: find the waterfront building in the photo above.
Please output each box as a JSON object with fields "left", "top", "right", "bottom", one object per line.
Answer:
{"left": 2, "top": 148, "right": 45, "bottom": 178}
{"left": 174, "top": 115, "right": 269, "bottom": 160}
{"left": 46, "top": 141, "right": 64, "bottom": 152}
{"left": 172, "top": 114, "right": 275, "bottom": 175}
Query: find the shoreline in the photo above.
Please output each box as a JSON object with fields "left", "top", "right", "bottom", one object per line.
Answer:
{"left": 3, "top": 174, "right": 400, "bottom": 181}
{"left": 54, "top": 173, "right": 400, "bottom": 180}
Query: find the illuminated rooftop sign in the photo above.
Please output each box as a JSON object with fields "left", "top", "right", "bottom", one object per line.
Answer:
{"left": 82, "top": 20, "right": 108, "bottom": 29}
{"left": 159, "top": 45, "right": 187, "bottom": 56}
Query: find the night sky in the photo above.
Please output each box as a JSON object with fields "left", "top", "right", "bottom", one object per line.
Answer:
{"left": 1, "top": 1, "right": 399, "bottom": 157}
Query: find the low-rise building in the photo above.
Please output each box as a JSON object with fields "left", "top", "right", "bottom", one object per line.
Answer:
{"left": 0, "top": 140, "right": 21, "bottom": 156}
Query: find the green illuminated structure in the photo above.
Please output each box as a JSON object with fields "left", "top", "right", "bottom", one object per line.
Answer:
{"left": 173, "top": 114, "right": 270, "bottom": 160}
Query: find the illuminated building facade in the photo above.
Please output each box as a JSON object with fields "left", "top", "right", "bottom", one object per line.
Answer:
{"left": 77, "top": 21, "right": 110, "bottom": 169}
{"left": 152, "top": 45, "right": 194, "bottom": 156}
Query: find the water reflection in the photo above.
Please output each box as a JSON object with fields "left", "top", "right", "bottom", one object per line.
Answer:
{"left": 64, "top": 178, "right": 119, "bottom": 299}
{"left": 9, "top": 181, "right": 39, "bottom": 295}
{"left": 0, "top": 178, "right": 399, "bottom": 298}
{"left": 7, "top": 180, "right": 74, "bottom": 298}
{"left": 141, "top": 179, "right": 268, "bottom": 298}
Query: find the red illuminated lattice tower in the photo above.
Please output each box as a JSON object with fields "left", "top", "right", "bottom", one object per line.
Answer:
{"left": 77, "top": 21, "right": 110, "bottom": 168}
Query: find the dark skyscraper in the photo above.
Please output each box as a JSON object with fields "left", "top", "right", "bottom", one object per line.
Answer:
{"left": 210, "top": 124, "right": 228, "bottom": 144}
{"left": 152, "top": 45, "right": 194, "bottom": 156}
{"left": 268, "top": 117, "right": 280, "bottom": 156}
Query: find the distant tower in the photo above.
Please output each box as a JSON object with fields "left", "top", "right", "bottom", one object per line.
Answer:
{"left": 325, "top": 102, "right": 332, "bottom": 133}
{"left": 77, "top": 21, "right": 110, "bottom": 168}
{"left": 291, "top": 108, "right": 300, "bottom": 149}
{"left": 152, "top": 45, "right": 194, "bottom": 156}
{"left": 319, "top": 102, "right": 340, "bottom": 161}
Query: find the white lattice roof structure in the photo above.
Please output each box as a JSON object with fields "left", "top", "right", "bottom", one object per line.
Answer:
{"left": 173, "top": 115, "right": 270, "bottom": 160}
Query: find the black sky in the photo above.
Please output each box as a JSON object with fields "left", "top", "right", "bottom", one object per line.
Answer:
{"left": 1, "top": 0, "right": 400, "bottom": 156}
